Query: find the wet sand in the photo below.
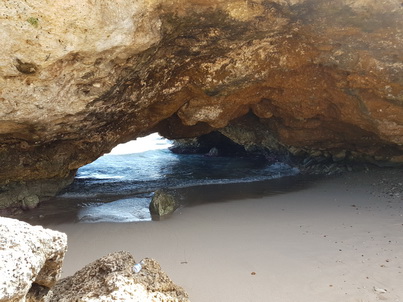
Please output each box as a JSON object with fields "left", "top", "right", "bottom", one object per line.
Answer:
{"left": 46, "top": 168, "right": 402, "bottom": 301}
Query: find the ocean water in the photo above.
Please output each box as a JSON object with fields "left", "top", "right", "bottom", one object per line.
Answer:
{"left": 30, "top": 134, "right": 300, "bottom": 223}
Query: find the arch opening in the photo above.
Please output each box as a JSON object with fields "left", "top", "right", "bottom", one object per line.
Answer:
{"left": 19, "top": 132, "right": 299, "bottom": 223}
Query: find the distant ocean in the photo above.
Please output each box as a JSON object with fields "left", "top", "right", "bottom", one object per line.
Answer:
{"left": 28, "top": 134, "right": 300, "bottom": 223}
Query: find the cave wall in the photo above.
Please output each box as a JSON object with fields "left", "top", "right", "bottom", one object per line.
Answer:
{"left": 0, "top": 0, "right": 402, "bottom": 208}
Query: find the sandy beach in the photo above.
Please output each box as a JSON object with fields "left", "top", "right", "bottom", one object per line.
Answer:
{"left": 43, "top": 168, "right": 403, "bottom": 302}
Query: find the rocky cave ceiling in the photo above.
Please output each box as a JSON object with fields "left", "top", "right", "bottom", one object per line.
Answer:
{"left": 0, "top": 0, "right": 402, "bottom": 207}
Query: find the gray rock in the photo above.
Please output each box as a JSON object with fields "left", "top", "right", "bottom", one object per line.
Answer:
{"left": 149, "top": 189, "right": 178, "bottom": 218}
{"left": 0, "top": 172, "right": 75, "bottom": 210}
{"left": 22, "top": 195, "right": 40, "bottom": 210}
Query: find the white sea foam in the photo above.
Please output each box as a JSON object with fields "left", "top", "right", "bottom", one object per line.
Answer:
{"left": 78, "top": 198, "right": 151, "bottom": 223}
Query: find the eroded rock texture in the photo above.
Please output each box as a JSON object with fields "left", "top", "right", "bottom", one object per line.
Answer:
{"left": 0, "top": 217, "right": 67, "bottom": 302}
{"left": 0, "top": 0, "right": 402, "bottom": 207}
{"left": 51, "top": 251, "right": 189, "bottom": 302}
{"left": 149, "top": 189, "right": 179, "bottom": 219}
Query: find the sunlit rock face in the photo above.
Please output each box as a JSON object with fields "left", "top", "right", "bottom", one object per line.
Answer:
{"left": 0, "top": 0, "right": 402, "bottom": 207}
{"left": 0, "top": 217, "right": 67, "bottom": 301}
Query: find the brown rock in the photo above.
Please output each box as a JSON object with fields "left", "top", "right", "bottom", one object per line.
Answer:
{"left": 0, "top": 0, "right": 402, "bottom": 208}
{"left": 50, "top": 251, "right": 189, "bottom": 302}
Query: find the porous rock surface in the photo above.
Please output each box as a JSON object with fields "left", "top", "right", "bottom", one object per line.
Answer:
{"left": 0, "top": 0, "right": 402, "bottom": 207}
{"left": 0, "top": 217, "right": 67, "bottom": 302}
{"left": 50, "top": 251, "right": 190, "bottom": 302}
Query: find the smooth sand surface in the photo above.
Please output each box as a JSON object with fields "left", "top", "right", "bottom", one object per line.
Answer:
{"left": 48, "top": 169, "right": 403, "bottom": 302}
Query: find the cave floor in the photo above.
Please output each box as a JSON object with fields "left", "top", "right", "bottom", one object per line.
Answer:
{"left": 33, "top": 168, "right": 403, "bottom": 301}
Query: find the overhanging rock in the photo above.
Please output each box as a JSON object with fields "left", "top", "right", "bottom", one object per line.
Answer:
{"left": 0, "top": 0, "right": 402, "bottom": 208}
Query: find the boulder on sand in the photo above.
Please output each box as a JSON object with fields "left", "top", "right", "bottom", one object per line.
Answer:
{"left": 50, "top": 251, "right": 190, "bottom": 302}
{"left": 149, "top": 189, "right": 179, "bottom": 219}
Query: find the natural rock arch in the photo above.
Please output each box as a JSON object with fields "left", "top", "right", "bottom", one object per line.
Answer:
{"left": 1, "top": 0, "right": 402, "bottom": 209}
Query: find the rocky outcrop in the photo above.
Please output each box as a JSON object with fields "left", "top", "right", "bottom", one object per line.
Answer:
{"left": 169, "top": 131, "right": 250, "bottom": 157}
{"left": 50, "top": 251, "right": 189, "bottom": 302}
{"left": 0, "top": 0, "right": 402, "bottom": 207}
{"left": 0, "top": 217, "right": 67, "bottom": 302}
{"left": 0, "top": 219, "right": 189, "bottom": 301}
{"left": 0, "top": 172, "right": 75, "bottom": 211}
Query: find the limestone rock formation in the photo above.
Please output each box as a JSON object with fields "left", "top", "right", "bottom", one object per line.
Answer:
{"left": 50, "top": 251, "right": 189, "bottom": 302}
{"left": 0, "top": 218, "right": 189, "bottom": 301}
{"left": 0, "top": 0, "right": 402, "bottom": 208}
{"left": 149, "top": 189, "right": 179, "bottom": 219}
{"left": 0, "top": 217, "right": 67, "bottom": 302}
